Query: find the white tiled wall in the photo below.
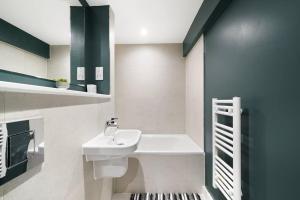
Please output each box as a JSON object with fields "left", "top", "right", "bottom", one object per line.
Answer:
{"left": 47, "top": 45, "right": 71, "bottom": 81}
{"left": 115, "top": 44, "right": 186, "bottom": 134}
{"left": 114, "top": 40, "right": 205, "bottom": 194}
{"left": 185, "top": 36, "right": 204, "bottom": 148}
{"left": 0, "top": 95, "right": 114, "bottom": 200}
{"left": 114, "top": 155, "right": 204, "bottom": 194}
{"left": 0, "top": 41, "right": 48, "bottom": 78}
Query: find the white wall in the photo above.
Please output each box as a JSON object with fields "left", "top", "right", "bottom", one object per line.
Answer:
{"left": 0, "top": 97, "right": 114, "bottom": 200}
{"left": 0, "top": 90, "right": 115, "bottom": 200}
{"left": 47, "top": 46, "right": 70, "bottom": 81}
{"left": 0, "top": 43, "right": 71, "bottom": 81}
{"left": 185, "top": 36, "right": 204, "bottom": 148}
{"left": 115, "top": 44, "right": 185, "bottom": 134}
{"left": 0, "top": 41, "right": 48, "bottom": 78}
{"left": 114, "top": 155, "right": 204, "bottom": 194}
{"left": 0, "top": 9, "right": 116, "bottom": 200}
{"left": 114, "top": 40, "right": 205, "bottom": 195}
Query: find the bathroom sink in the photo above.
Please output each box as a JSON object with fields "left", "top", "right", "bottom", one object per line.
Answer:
{"left": 83, "top": 129, "right": 141, "bottom": 161}
{"left": 82, "top": 129, "right": 141, "bottom": 178}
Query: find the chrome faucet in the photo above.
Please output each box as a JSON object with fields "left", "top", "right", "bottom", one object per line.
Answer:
{"left": 104, "top": 117, "right": 119, "bottom": 135}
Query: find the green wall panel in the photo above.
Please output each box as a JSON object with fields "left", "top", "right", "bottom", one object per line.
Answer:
{"left": 204, "top": 0, "right": 300, "bottom": 200}
{"left": 78, "top": 0, "right": 89, "bottom": 7}
{"left": 0, "top": 19, "right": 49, "bottom": 59}
{"left": 0, "top": 69, "right": 85, "bottom": 91}
{"left": 0, "top": 69, "right": 55, "bottom": 87}
{"left": 71, "top": 7, "right": 86, "bottom": 85}
{"left": 70, "top": 6, "right": 110, "bottom": 94}
{"left": 182, "top": 0, "right": 231, "bottom": 57}
{"left": 86, "top": 6, "right": 110, "bottom": 94}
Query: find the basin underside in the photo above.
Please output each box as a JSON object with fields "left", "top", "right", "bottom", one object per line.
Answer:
{"left": 93, "top": 157, "right": 128, "bottom": 179}
{"left": 83, "top": 130, "right": 141, "bottom": 179}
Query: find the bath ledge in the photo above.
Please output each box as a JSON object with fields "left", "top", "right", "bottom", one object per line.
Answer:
{"left": 131, "top": 134, "right": 205, "bottom": 156}
{"left": 133, "top": 150, "right": 205, "bottom": 156}
{"left": 0, "top": 81, "right": 111, "bottom": 102}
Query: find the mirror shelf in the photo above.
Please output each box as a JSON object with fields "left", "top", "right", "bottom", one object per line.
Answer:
{"left": 0, "top": 81, "right": 111, "bottom": 102}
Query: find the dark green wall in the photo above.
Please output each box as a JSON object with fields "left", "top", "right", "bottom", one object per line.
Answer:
{"left": 86, "top": 6, "right": 110, "bottom": 94}
{"left": 204, "top": 0, "right": 300, "bottom": 200}
{"left": 71, "top": 7, "right": 86, "bottom": 86}
{"left": 0, "top": 69, "right": 85, "bottom": 91}
{"left": 71, "top": 6, "right": 110, "bottom": 94}
{"left": 182, "top": 0, "right": 231, "bottom": 57}
{"left": 78, "top": 0, "right": 89, "bottom": 7}
{"left": 0, "top": 69, "right": 56, "bottom": 88}
{"left": 0, "top": 19, "right": 49, "bottom": 59}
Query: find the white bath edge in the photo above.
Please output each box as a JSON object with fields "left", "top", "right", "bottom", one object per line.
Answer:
{"left": 132, "top": 134, "right": 205, "bottom": 156}
{"left": 132, "top": 152, "right": 204, "bottom": 156}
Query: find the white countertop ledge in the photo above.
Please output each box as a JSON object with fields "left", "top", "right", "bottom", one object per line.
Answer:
{"left": 0, "top": 81, "right": 111, "bottom": 101}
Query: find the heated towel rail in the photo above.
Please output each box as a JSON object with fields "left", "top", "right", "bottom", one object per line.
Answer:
{"left": 0, "top": 123, "right": 7, "bottom": 178}
{"left": 212, "top": 97, "right": 242, "bottom": 200}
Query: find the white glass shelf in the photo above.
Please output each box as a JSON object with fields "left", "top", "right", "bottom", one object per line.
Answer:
{"left": 0, "top": 81, "right": 111, "bottom": 102}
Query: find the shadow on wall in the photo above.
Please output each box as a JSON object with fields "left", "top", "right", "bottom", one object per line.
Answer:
{"left": 82, "top": 156, "right": 102, "bottom": 200}
{"left": 241, "top": 102, "right": 267, "bottom": 200}
{"left": 241, "top": 109, "right": 249, "bottom": 200}
{"left": 1, "top": 93, "right": 102, "bottom": 113}
{"left": 113, "top": 158, "right": 145, "bottom": 193}
{"left": 0, "top": 165, "right": 42, "bottom": 194}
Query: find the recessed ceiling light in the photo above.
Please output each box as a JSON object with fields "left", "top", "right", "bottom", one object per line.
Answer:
{"left": 140, "top": 28, "right": 148, "bottom": 36}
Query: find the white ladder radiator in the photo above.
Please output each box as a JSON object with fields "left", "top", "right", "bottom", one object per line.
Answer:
{"left": 0, "top": 123, "right": 7, "bottom": 178}
{"left": 212, "top": 97, "right": 242, "bottom": 200}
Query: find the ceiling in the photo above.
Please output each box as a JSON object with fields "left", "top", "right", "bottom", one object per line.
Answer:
{"left": 0, "top": 0, "right": 203, "bottom": 45}
{"left": 88, "top": 0, "right": 203, "bottom": 44}
{"left": 0, "top": 0, "right": 71, "bottom": 45}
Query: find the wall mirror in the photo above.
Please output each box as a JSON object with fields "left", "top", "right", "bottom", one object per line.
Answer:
{"left": 0, "top": 0, "right": 111, "bottom": 94}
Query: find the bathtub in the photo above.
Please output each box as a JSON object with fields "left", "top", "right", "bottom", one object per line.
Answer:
{"left": 133, "top": 134, "right": 204, "bottom": 155}
{"left": 114, "top": 134, "right": 205, "bottom": 193}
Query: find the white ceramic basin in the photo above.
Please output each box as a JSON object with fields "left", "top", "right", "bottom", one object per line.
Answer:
{"left": 82, "top": 129, "right": 141, "bottom": 179}
{"left": 83, "top": 129, "right": 141, "bottom": 161}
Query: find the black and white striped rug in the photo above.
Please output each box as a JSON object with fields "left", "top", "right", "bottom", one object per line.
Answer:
{"left": 130, "top": 193, "right": 202, "bottom": 200}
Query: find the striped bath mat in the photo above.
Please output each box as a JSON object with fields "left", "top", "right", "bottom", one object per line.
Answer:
{"left": 130, "top": 193, "right": 201, "bottom": 200}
